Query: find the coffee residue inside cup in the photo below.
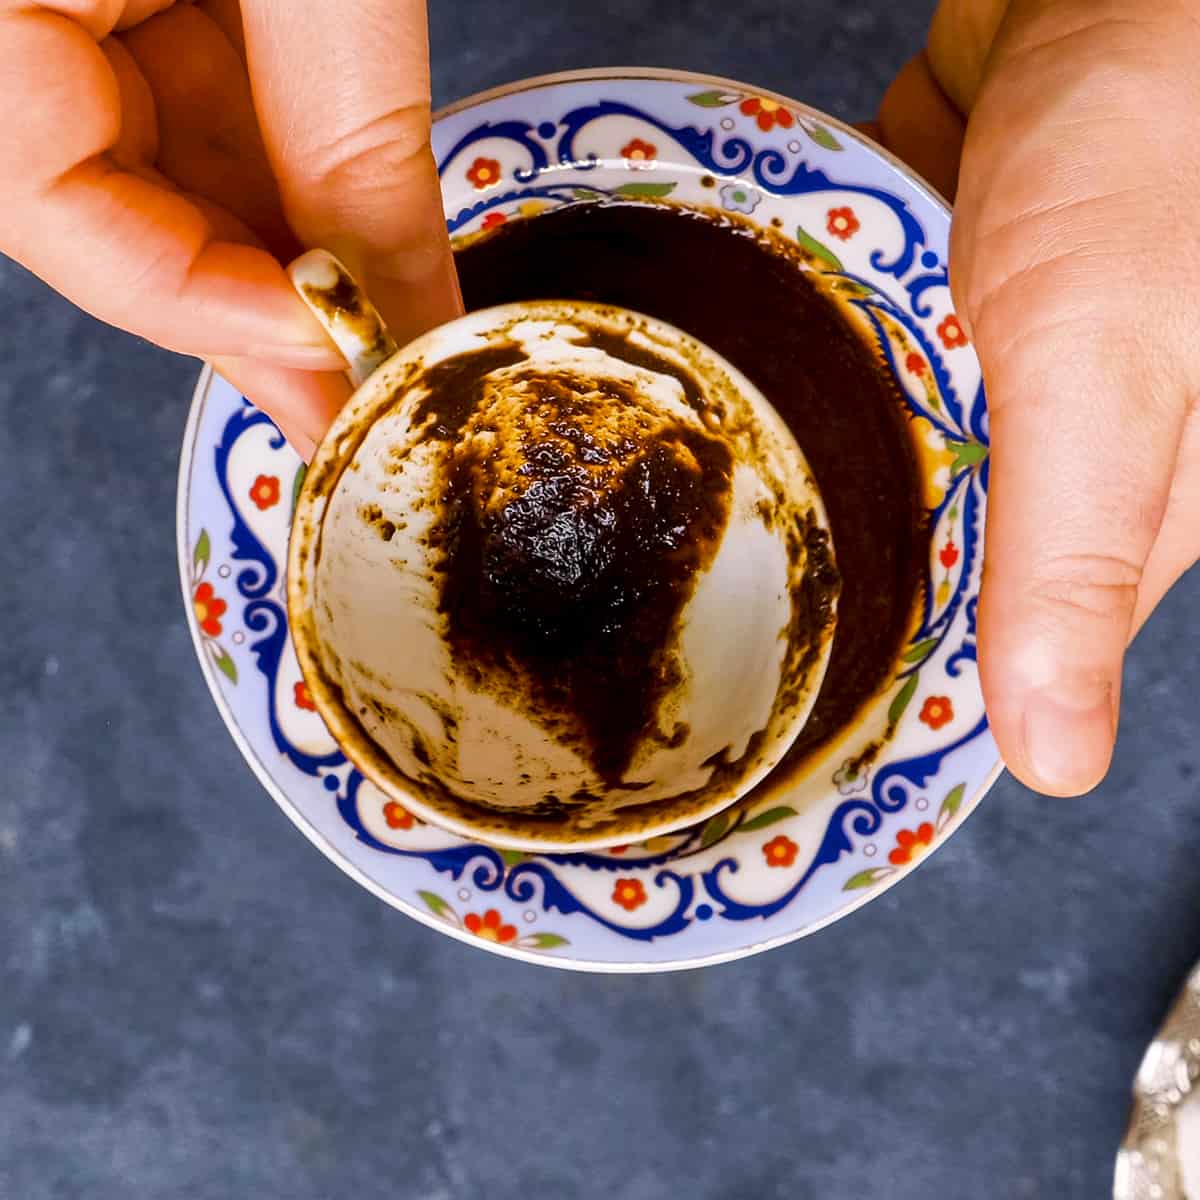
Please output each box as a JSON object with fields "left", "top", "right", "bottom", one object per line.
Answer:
{"left": 415, "top": 339, "right": 736, "bottom": 789}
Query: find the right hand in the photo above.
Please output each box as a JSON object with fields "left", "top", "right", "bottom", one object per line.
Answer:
{"left": 0, "top": 0, "right": 458, "bottom": 460}
{"left": 876, "top": 0, "right": 1200, "bottom": 796}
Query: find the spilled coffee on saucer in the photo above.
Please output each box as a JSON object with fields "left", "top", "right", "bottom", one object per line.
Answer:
{"left": 453, "top": 199, "right": 926, "bottom": 787}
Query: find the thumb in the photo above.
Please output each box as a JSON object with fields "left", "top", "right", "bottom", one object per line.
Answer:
{"left": 951, "top": 4, "right": 1197, "bottom": 795}
{"left": 971, "top": 304, "right": 1183, "bottom": 796}
{"left": 240, "top": 0, "right": 461, "bottom": 348}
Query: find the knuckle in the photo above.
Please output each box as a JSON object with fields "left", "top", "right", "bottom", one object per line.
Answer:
{"left": 1027, "top": 552, "right": 1143, "bottom": 628}
{"left": 964, "top": 193, "right": 1162, "bottom": 349}
{"left": 292, "top": 103, "right": 433, "bottom": 197}
{"left": 991, "top": 14, "right": 1186, "bottom": 113}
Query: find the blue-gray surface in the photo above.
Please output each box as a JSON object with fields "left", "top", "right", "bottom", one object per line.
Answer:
{"left": 3, "top": 2, "right": 1199, "bottom": 1198}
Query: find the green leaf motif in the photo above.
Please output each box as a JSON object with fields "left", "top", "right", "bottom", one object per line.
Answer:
{"left": 193, "top": 529, "right": 211, "bottom": 573}
{"left": 803, "top": 122, "right": 844, "bottom": 152}
{"left": 844, "top": 867, "right": 892, "bottom": 892}
{"left": 500, "top": 849, "right": 530, "bottom": 867}
{"left": 700, "top": 811, "right": 732, "bottom": 849}
{"left": 687, "top": 90, "right": 742, "bottom": 108}
{"left": 832, "top": 278, "right": 875, "bottom": 299}
{"left": 888, "top": 673, "right": 919, "bottom": 726}
{"left": 290, "top": 464, "right": 307, "bottom": 517}
{"left": 949, "top": 440, "right": 989, "bottom": 473}
{"left": 613, "top": 182, "right": 677, "bottom": 199}
{"left": 940, "top": 783, "right": 967, "bottom": 823}
{"left": 212, "top": 646, "right": 238, "bottom": 684}
{"left": 739, "top": 806, "right": 798, "bottom": 833}
{"left": 901, "top": 637, "right": 938, "bottom": 665}
{"left": 527, "top": 933, "right": 569, "bottom": 949}
{"left": 794, "top": 227, "right": 843, "bottom": 273}
{"left": 574, "top": 187, "right": 605, "bottom": 201}
{"left": 418, "top": 890, "right": 452, "bottom": 918}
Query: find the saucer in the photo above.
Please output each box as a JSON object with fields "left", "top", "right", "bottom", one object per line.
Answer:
{"left": 177, "top": 68, "right": 1001, "bottom": 971}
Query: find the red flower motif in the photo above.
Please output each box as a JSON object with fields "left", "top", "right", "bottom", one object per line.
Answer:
{"left": 919, "top": 695, "right": 954, "bottom": 730}
{"left": 608, "top": 845, "right": 630, "bottom": 856}
{"left": 249, "top": 474, "right": 280, "bottom": 511}
{"left": 464, "top": 909, "right": 517, "bottom": 943}
{"left": 620, "top": 138, "right": 657, "bottom": 163}
{"left": 294, "top": 680, "right": 316, "bottom": 711}
{"left": 939, "top": 540, "right": 960, "bottom": 570}
{"left": 466, "top": 157, "right": 501, "bottom": 190}
{"left": 739, "top": 96, "right": 795, "bottom": 132}
{"left": 889, "top": 822, "right": 935, "bottom": 866}
{"left": 482, "top": 211, "right": 508, "bottom": 230}
{"left": 905, "top": 352, "right": 927, "bottom": 376}
{"left": 937, "top": 314, "right": 968, "bottom": 349}
{"left": 192, "top": 581, "right": 226, "bottom": 637}
{"left": 762, "top": 835, "right": 799, "bottom": 868}
{"left": 826, "top": 206, "right": 860, "bottom": 241}
{"left": 383, "top": 801, "right": 414, "bottom": 830}
{"left": 612, "top": 878, "right": 647, "bottom": 911}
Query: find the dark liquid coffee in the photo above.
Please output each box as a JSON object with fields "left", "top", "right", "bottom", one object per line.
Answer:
{"left": 454, "top": 201, "right": 926, "bottom": 781}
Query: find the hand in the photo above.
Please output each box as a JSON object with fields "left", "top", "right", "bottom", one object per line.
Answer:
{"left": 0, "top": 0, "right": 458, "bottom": 460}
{"left": 874, "top": 0, "right": 1200, "bottom": 796}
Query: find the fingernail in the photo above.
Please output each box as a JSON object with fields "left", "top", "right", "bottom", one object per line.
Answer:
{"left": 1022, "top": 687, "right": 1115, "bottom": 796}
{"left": 290, "top": 433, "right": 317, "bottom": 463}
{"left": 366, "top": 258, "right": 463, "bottom": 349}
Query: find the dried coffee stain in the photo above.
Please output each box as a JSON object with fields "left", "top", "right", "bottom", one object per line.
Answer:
{"left": 359, "top": 502, "right": 396, "bottom": 542}
{"left": 300, "top": 258, "right": 393, "bottom": 366}
{"left": 416, "top": 343, "right": 736, "bottom": 786}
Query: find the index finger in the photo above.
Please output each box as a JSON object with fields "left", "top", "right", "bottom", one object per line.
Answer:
{"left": 241, "top": 0, "right": 462, "bottom": 348}
{"left": 0, "top": 1, "right": 342, "bottom": 366}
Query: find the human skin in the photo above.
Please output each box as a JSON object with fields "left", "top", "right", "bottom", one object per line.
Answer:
{"left": 1, "top": 0, "right": 1194, "bottom": 798}
{"left": 876, "top": 0, "right": 1200, "bottom": 797}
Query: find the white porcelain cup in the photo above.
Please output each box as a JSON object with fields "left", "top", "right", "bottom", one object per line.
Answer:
{"left": 286, "top": 250, "right": 839, "bottom": 850}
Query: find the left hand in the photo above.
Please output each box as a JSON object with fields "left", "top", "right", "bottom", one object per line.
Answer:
{"left": 0, "top": 0, "right": 458, "bottom": 459}
{"left": 870, "top": 0, "right": 1200, "bottom": 797}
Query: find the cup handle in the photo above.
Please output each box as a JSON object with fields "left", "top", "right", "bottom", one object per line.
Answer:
{"left": 287, "top": 249, "right": 399, "bottom": 387}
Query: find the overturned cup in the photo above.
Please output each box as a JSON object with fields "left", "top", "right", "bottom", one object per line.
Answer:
{"left": 286, "top": 250, "right": 840, "bottom": 851}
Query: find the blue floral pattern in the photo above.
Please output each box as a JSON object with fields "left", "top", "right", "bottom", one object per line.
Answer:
{"left": 719, "top": 181, "right": 761, "bottom": 213}
{"left": 179, "top": 73, "right": 999, "bottom": 970}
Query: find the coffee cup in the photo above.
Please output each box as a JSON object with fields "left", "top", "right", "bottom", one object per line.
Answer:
{"left": 286, "top": 249, "right": 839, "bottom": 850}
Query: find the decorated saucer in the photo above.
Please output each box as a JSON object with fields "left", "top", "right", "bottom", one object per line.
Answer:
{"left": 177, "top": 68, "right": 1001, "bottom": 971}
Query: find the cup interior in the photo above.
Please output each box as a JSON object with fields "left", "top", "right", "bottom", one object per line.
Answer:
{"left": 287, "top": 297, "right": 840, "bottom": 851}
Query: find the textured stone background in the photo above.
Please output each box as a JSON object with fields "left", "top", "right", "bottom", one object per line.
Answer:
{"left": 3, "top": 2, "right": 1199, "bottom": 1197}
